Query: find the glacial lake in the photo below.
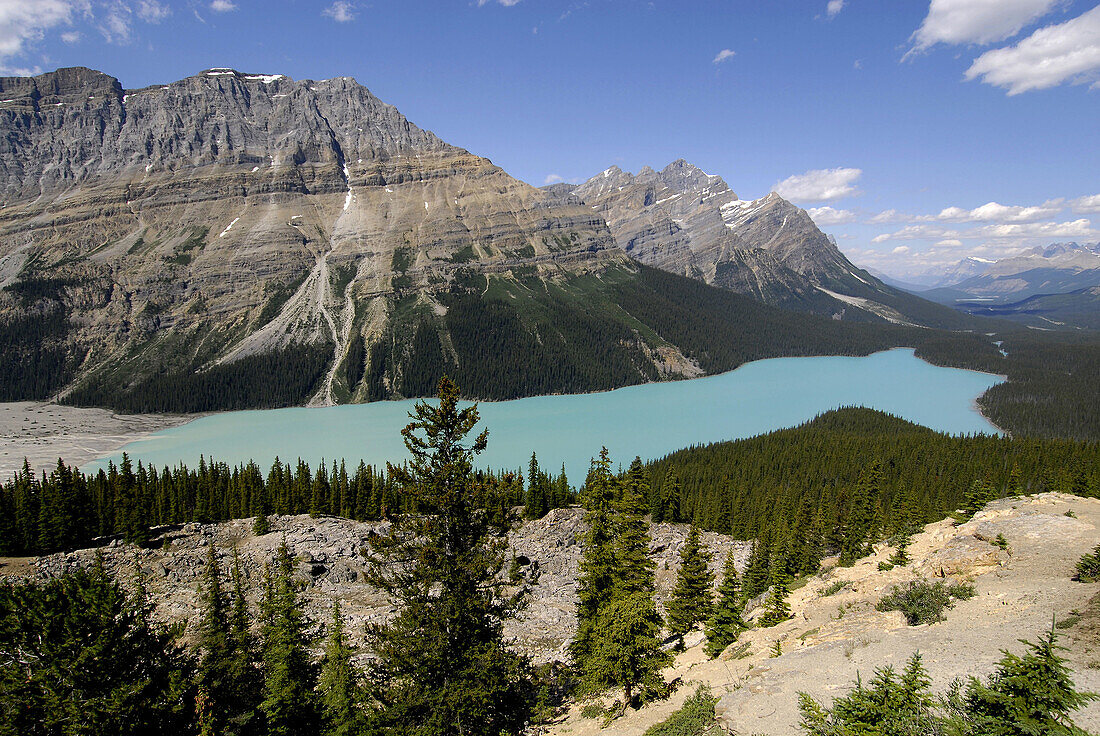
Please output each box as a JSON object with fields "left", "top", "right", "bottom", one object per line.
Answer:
{"left": 87, "top": 348, "right": 1004, "bottom": 480}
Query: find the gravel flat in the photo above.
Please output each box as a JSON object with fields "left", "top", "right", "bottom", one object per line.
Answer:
{"left": 0, "top": 402, "right": 198, "bottom": 479}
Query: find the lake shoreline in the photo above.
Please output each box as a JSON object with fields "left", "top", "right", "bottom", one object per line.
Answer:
{"left": 0, "top": 349, "right": 1007, "bottom": 481}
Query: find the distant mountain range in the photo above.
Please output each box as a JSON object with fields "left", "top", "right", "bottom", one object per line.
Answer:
{"left": 0, "top": 67, "right": 979, "bottom": 412}
{"left": 917, "top": 243, "right": 1100, "bottom": 329}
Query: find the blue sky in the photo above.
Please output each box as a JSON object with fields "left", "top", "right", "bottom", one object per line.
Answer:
{"left": 2, "top": 0, "right": 1098, "bottom": 279}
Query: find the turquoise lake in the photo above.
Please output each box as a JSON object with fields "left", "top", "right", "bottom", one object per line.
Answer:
{"left": 87, "top": 348, "right": 1004, "bottom": 480}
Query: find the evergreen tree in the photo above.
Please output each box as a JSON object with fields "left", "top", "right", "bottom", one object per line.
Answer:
{"left": 0, "top": 555, "right": 196, "bottom": 736}
{"left": 225, "top": 549, "right": 261, "bottom": 736}
{"left": 661, "top": 469, "right": 683, "bottom": 524}
{"left": 583, "top": 592, "right": 672, "bottom": 708}
{"left": 666, "top": 526, "right": 714, "bottom": 647}
{"left": 758, "top": 556, "right": 792, "bottom": 628}
{"left": 613, "top": 461, "right": 657, "bottom": 598}
{"left": 705, "top": 551, "right": 747, "bottom": 658}
{"left": 259, "top": 541, "right": 318, "bottom": 736}
{"left": 525, "top": 452, "right": 548, "bottom": 520}
{"left": 741, "top": 529, "right": 773, "bottom": 601}
{"left": 364, "top": 377, "right": 533, "bottom": 736}
{"left": 954, "top": 625, "right": 1097, "bottom": 736}
{"left": 799, "top": 653, "right": 937, "bottom": 736}
{"left": 318, "top": 601, "right": 365, "bottom": 736}
{"left": 571, "top": 448, "right": 620, "bottom": 671}
{"left": 960, "top": 478, "right": 997, "bottom": 520}
{"left": 196, "top": 545, "right": 234, "bottom": 736}
{"left": 840, "top": 462, "right": 881, "bottom": 566}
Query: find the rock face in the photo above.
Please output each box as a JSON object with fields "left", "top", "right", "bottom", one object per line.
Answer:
{"left": 0, "top": 67, "right": 631, "bottom": 405}
{"left": 10, "top": 507, "right": 751, "bottom": 665}
{"left": 568, "top": 160, "right": 925, "bottom": 322}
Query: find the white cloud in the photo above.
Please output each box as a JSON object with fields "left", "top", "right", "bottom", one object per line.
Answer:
{"left": 826, "top": 0, "right": 845, "bottom": 19}
{"left": 807, "top": 206, "right": 857, "bottom": 225}
{"left": 0, "top": 0, "right": 85, "bottom": 63}
{"left": 891, "top": 245, "right": 910, "bottom": 255}
{"left": 871, "top": 219, "right": 1098, "bottom": 243}
{"left": 478, "top": 0, "right": 523, "bottom": 6}
{"left": 61, "top": 30, "right": 81, "bottom": 43}
{"left": 137, "top": 0, "right": 170, "bottom": 23}
{"left": 1070, "top": 194, "right": 1100, "bottom": 214}
{"left": 907, "top": 0, "right": 1064, "bottom": 55}
{"left": 935, "top": 200, "right": 1064, "bottom": 223}
{"left": 543, "top": 174, "right": 564, "bottom": 186}
{"left": 210, "top": 0, "right": 237, "bottom": 12}
{"left": 323, "top": 1, "right": 356, "bottom": 22}
{"left": 98, "top": 1, "right": 132, "bottom": 44}
{"left": 868, "top": 209, "right": 914, "bottom": 224}
{"left": 773, "top": 167, "right": 862, "bottom": 203}
{"left": 965, "top": 6, "right": 1100, "bottom": 95}
{"left": 712, "top": 49, "right": 736, "bottom": 64}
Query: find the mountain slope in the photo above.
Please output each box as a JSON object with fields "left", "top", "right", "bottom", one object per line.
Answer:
{"left": 563, "top": 161, "right": 974, "bottom": 329}
{"left": 0, "top": 67, "right": 930, "bottom": 412}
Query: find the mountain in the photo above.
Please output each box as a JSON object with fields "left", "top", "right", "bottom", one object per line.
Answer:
{"left": 921, "top": 243, "right": 1100, "bottom": 329}
{"left": 560, "top": 161, "right": 973, "bottom": 329}
{"left": 0, "top": 67, "right": 918, "bottom": 412}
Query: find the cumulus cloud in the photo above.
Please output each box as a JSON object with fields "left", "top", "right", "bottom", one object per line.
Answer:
{"left": 891, "top": 245, "right": 910, "bottom": 255}
{"left": 0, "top": 0, "right": 84, "bottom": 67}
{"left": 210, "top": 0, "right": 237, "bottom": 12}
{"left": 869, "top": 200, "right": 1065, "bottom": 226}
{"left": 907, "top": 0, "right": 1063, "bottom": 55}
{"left": 965, "top": 6, "right": 1100, "bottom": 94}
{"left": 867, "top": 209, "right": 914, "bottom": 224}
{"left": 871, "top": 219, "right": 1098, "bottom": 243}
{"left": 713, "top": 49, "right": 736, "bottom": 64}
{"left": 774, "top": 167, "right": 862, "bottom": 203}
{"left": 826, "top": 0, "right": 845, "bottom": 19}
{"left": 322, "top": 1, "right": 356, "bottom": 22}
{"left": 1070, "top": 194, "right": 1100, "bottom": 214}
{"left": 477, "top": 0, "right": 523, "bottom": 6}
{"left": 137, "top": 0, "right": 170, "bottom": 23}
{"left": 543, "top": 174, "right": 564, "bottom": 186}
{"left": 807, "top": 206, "right": 857, "bottom": 225}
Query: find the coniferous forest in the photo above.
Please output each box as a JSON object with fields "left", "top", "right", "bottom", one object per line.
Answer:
{"left": 2, "top": 387, "right": 1100, "bottom": 735}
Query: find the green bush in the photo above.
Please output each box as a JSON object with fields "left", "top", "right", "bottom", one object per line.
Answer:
{"left": 643, "top": 686, "right": 717, "bottom": 736}
{"left": 876, "top": 580, "right": 976, "bottom": 625}
{"left": 1075, "top": 543, "right": 1100, "bottom": 582}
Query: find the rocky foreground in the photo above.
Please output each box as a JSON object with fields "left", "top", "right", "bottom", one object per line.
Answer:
{"left": 549, "top": 492, "right": 1100, "bottom": 736}
{"left": 0, "top": 507, "right": 749, "bottom": 665}
{"left": 4, "top": 494, "right": 1099, "bottom": 735}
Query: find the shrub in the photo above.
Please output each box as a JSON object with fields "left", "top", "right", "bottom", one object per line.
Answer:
{"left": 876, "top": 580, "right": 976, "bottom": 625}
{"left": 1075, "top": 543, "right": 1100, "bottom": 582}
{"left": 820, "top": 581, "right": 848, "bottom": 597}
{"left": 643, "top": 686, "right": 717, "bottom": 736}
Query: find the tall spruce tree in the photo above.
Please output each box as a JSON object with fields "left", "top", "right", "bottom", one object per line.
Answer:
{"left": 259, "top": 541, "right": 318, "bottom": 736}
{"left": 614, "top": 460, "right": 657, "bottom": 598}
{"left": 840, "top": 462, "right": 881, "bottom": 566}
{"left": 705, "top": 551, "right": 747, "bottom": 658}
{"left": 196, "top": 546, "right": 233, "bottom": 736}
{"left": 758, "top": 554, "right": 792, "bottom": 628}
{"left": 666, "top": 526, "right": 714, "bottom": 648}
{"left": 364, "top": 377, "right": 533, "bottom": 736}
{"left": 318, "top": 601, "right": 365, "bottom": 736}
{"left": 661, "top": 469, "right": 683, "bottom": 524}
{"left": 226, "top": 549, "right": 261, "bottom": 736}
{"left": 571, "top": 448, "right": 620, "bottom": 671}
{"left": 583, "top": 592, "right": 672, "bottom": 709}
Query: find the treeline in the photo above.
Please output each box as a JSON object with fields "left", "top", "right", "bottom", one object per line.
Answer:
{"left": 917, "top": 329, "right": 1100, "bottom": 441}
{"left": 0, "top": 451, "right": 575, "bottom": 557}
{"left": 643, "top": 407, "right": 1100, "bottom": 589}
{"left": 63, "top": 344, "right": 333, "bottom": 413}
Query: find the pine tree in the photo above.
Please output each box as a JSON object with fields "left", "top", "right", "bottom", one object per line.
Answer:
{"left": 583, "top": 592, "right": 672, "bottom": 708}
{"left": 662, "top": 469, "right": 683, "bottom": 524}
{"left": 571, "top": 448, "right": 620, "bottom": 671}
{"left": 318, "top": 601, "right": 365, "bottom": 736}
{"left": 196, "top": 545, "right": 233, "bottom": 736}
{"left": 705, "top": 551, "right": 746, "bottom": 658}
{"left": 225, "top": 549, "right": 261, "bottom": 736}
{"left": 525, "top": 452, "right": 548, "bottom": 520}
{"left": 613, "top": 462, "right": 657, "bottom": 598}
{"left": 840, "top": 462, "right": 881, "bottom": 566}
{"left": 259, "top": 541, "right": 318, "bottom": 736}
{"left": 955, "top": 625, "right": 1098, "bottom": 736}
{"left": 364, "top": 377, "right": 533, "bottom": 736}
{"left": 666, "top": 526, "right": 714, "bottom": 647}
{"left": 758, "top": 555, "right": 792, "bottom": 628}
{"left": 741, "top": 529, "right": 772, "bottom": 601}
